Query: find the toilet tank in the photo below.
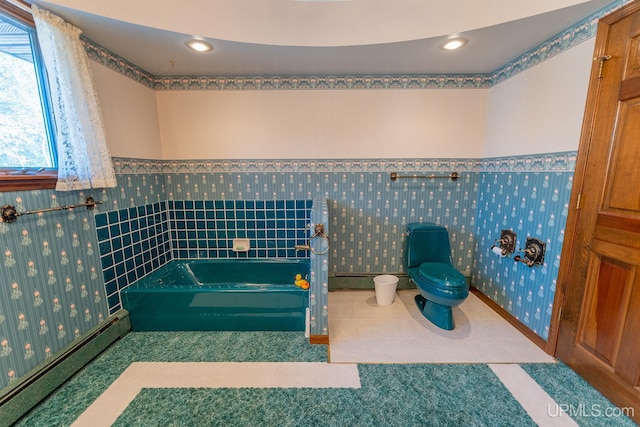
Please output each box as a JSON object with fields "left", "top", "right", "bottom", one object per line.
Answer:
{"left": 405, "top": 222, "right": 453, "bottom": 268}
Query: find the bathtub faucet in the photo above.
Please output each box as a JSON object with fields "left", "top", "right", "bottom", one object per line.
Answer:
{"left": 295, "top": 244, "right": 311, "bottom": 251}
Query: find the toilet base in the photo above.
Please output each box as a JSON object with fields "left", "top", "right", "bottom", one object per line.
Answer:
{"left": 415, "top": 294, "right": 455, "bottom": 330}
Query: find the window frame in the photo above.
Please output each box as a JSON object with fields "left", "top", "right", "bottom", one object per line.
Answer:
{"left": 0, "top": 0, "right": 57, "bottom": 191}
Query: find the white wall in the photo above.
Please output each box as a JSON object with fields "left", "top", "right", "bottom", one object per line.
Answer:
{"left": 482, "top": 39, "right": 595, "bottom": 157}
{"left": 91, "top": 38, "right": 595, "bottom": 161}
{"left": 156, "top": 89, "right": 488, "bottom": 160}
{"left": 90, "top": 62, "right": 163, "bottom": 159}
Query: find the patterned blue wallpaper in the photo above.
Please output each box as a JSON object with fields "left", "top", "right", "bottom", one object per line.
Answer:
{"left": 0, "top": 152, "right": 574, "bottom": 391}
{"left": 145, "top": 158, "right": 480, "bottom": 276}
{"left": 0, "top": 190, "right": 108, "bottom": 391}
{"left": 472, "top": 153, "right": 577, "bottom": 340}
{"left": 0, "top": 173, "right": 160, "bottom": 391}
{"left": 310, "top": 198, "right": 330, "bottom": 336}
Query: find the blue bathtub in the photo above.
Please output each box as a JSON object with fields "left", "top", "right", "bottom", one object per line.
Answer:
{"left": 121, "top": 259, "right": 310, "bottom": 331}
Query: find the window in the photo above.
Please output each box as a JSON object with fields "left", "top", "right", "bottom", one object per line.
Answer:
{"left": 0, "top": 0, "right": 56, "bottom": 191}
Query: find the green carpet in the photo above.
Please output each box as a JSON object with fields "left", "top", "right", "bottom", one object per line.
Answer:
{"left": 14, "top": 332, "right": 637, "bottom": 426}
{"left": 15, "top": 332, "right": 327, "bottom": 427}
{"left": 115, "top": 364, "right": 532, "bottom": 427}
{"left": 521, "top": 363, "right": 637, "bottom": 427}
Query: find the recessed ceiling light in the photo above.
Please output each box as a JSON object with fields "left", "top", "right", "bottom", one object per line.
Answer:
{"left": 185, "top": 39, "right": 214, "bottom": 52}
{"left": 440, "top": 37, "right": 468, "bottom": 51}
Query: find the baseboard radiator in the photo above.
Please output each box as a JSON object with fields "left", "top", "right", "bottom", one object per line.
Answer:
{"left": 331, "top": 272, "right": 408, "bottom": 277}
{"left": 0, "top": 310, "right": 131, "bottom": 427}
{"left": 329, "top": 272, "right": 414, "bottom": 291}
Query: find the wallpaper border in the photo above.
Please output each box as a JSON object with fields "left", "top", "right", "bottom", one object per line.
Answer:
{"left": 480, "top": 151, "right": 577, "bottom": 172}
{"left": 82, "top": 1, "right": 625, "bottom": 91}
{"left": 151, "top": 75, "right": 492, "bottom": 91}
{"left": 112, "top": 151, "right": 577, "bottom": 175}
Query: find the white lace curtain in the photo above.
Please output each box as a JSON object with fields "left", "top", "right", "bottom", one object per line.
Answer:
{"left": 32, "top": 6, "right": 117, "bottom": 191}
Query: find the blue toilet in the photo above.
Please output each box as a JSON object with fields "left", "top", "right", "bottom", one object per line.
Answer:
{"left": 404, "top": 222, "right": 469, "bottom": 330}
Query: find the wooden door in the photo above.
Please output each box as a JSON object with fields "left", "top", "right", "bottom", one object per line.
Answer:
{"left": 553, "top": 1, "right": 640, "bottom": 421}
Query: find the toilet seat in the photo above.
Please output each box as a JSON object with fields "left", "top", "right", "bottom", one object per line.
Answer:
{"left": 411, "top": 262, "right": 468, "bottom": 305}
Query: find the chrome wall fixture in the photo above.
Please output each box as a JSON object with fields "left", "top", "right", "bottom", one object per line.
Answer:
{"left": 295, "top": 223, "right": 331, "bottom": 255}
{"left": 390, "top": 172, "right": 459, "bottom": 181}
{"left": 1, "top": 197, "right": 102, "bottom": 224}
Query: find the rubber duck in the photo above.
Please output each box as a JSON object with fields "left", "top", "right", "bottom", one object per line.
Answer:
{"left": 294, "top": 274, "right": 310, "bottom": 290}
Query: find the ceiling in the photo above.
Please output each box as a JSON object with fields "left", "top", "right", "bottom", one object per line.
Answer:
{"left": 30, "top": 0, "right": 616, "bottom": 77}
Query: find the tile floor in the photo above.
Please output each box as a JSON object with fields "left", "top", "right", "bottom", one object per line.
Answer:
{"left": 328, "top": 289, "right": 556, "bottom": 364}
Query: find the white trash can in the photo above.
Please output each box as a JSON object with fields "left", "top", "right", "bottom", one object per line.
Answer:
{"left": 373, "top": 275, "right": 399, "bottom": 306}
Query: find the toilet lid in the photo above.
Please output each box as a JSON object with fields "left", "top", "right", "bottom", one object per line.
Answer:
{"left": 417, "top": 262, "right": 467, "bottom": 289}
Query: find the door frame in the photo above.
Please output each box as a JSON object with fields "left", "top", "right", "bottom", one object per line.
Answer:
{"left": 546, "top": 0, "right": 640, "bottom": 356}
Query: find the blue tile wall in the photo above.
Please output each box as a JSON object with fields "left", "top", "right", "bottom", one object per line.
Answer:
{"left": 168, "top": 199, "right": 311, "bottom": 259}
{"left": 94, "top": 202, "right": 172, "bottom": 315}
{"left": 471, "top": 153, "right": 576, "bottom": 340}
{"left": 94, "top": 197, "right": 313, "bottom": 314}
